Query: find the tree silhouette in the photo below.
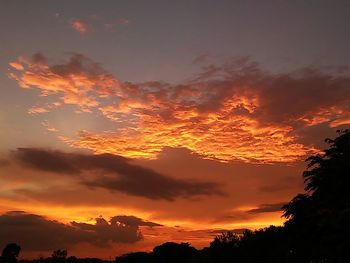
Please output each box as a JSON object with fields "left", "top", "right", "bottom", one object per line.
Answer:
{"left": 116, "top": 252, "right": 151, "bottom": 263}
{"left": 0, "top": 243, "right": 21, "bottom": 263}
{"left": 283, "top": 129, "right": 350, "bottom": 262}
{"left": 51, "top": 249, "right": 67, "bottom": 263}
{"left": 152, "top": 242, "right": 197, "bottom": 263}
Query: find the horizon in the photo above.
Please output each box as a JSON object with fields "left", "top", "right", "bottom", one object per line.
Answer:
{"left": 1, "top": 0, "right": 350, "bottom": 259}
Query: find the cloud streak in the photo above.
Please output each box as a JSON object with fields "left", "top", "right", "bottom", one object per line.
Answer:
{"left": 0, "top": 211, "right": 163, "bottom": 250}
{"left": 13, "top": 148, "right": 223, "bottom": 201}
{"left": 246, "top": 202, "right": 286, "bottom": 214}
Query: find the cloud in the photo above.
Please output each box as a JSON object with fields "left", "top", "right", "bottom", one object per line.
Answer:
{"left": 41, "top": 120, "right": 58, "bottom": 132}
{"left": 13, "top": 148, "right": 223, "bottom": 201}
{"left": 9, "top": 54, "right": 350, "bottom": 163}
{"left": 28, "top": 102, "right": 61, "bottom": 115}
{"left": 9, "top": 62, "right": 24, "bottom": 70}
{"left": 70, "top": 19, "right": 89, "bottom": 34}
{"left": 110, "top": 216, "right": 163, "bottom": 227}
{"left": 0, "top": 211, "right": 145, "bottom": 250}
{"left": 214, "top": 202, "right": 287, "bottom": 223}
{"left": 69, "top": 16, "right": 131, "bottom": 34}
{"left": 210, "top": 228, "right": 249, "bottom": 235}
{"left": 9, "top": 53, "right": 120, "bottom": 112}
{"left": 329, "top": 115, "right": 350, "bottom": 127}
{"left": 246, "top": 202, "right": 286, "bottom": 214}
{"left": 28, "top": 107, "right": 49, "bottom": 114}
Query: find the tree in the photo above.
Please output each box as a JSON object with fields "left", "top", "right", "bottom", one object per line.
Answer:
{"left": 116, "top": 252, "right": 152, "bottom": 263}
{"left": 209, "top": 231, "right": 240, "bottom": 262}
{"left": 152, "top": 242, "right": 197, "bottom": 263}
{"left": 51, "top": 249, "right": 67, "bottom": 263}
{"left": 0, "top": 243, "right": 21, "bottom": 263}
{"left": 283, "top": 129, "right": 350, "bottom": 262}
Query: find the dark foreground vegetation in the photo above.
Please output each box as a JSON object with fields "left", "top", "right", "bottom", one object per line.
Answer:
{"left": 1, "top": 130, "right": 349, "bottom": 263}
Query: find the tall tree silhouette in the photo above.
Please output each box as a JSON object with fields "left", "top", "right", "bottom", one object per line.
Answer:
{"left": 283, "top": 129, "right": 350, "bottom": 262}
{"left": 0, "top": 243, "right": 21, "bottom": 263}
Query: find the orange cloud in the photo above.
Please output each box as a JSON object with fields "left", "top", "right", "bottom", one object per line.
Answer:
{"left": 70, "top": 19, "right": 89, "bottom": 34}
{"left": 9, "top": 61, "right": 24, "bottom": 70}
{"left": 41, "top": 120, "right": 58, "bottom": 132}
{"left": 9, "top": 53, "right": 120, "bottom": 112}
{"left": 28, "top": 107, "right": 49, "bottom": 115}
{"left": 330, "top": 116, "right": 350, "bottom": 127}
{"left": 27, "top": 102, "right": 61, "bottom": 115}
{"left": 9, "top": 54, "right": 350, "bottom": 163}
{"left": 63, "top": 109, "right": 316, "bottom": 163}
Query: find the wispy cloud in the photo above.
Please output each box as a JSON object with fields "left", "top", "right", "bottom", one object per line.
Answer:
{"left": 246, "top": 202, "right": 286, "bottom": 214}
{"left": 69, "top": 16, "right": 131, "bottom": 34}
{"left": 41, "top": 120, "right": 58, "bottom": 132}
{"left": 28, "top": 107, "right": 49, "bottom": 115}
{"left": 70, "top": 19, "right": 89, "bottom": 34}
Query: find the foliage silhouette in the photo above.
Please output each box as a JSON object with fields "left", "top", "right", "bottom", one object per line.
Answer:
{"left": 115, "top": 252, "right": 151, "bottom": 263}
{"left": 282, "top": 129, "right": 350, "bottom": 262}
{"left": 0, "top": 244, "right": 21, "bottom": 263}
{"left": 51, "top": 250, "right": 67, "bottom": 263}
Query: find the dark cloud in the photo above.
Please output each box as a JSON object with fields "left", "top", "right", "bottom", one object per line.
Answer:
{"left": 246, "top": 202, "right": 286, "bottom": 214}
{"left": 13, "top": 148, "right": 224, "bottom": 201}
{"left": 214, "top": 202, "right": 287, "bottom": 223}
{"left": 210, "top": 228, "right": 249, "bottom": 235}
{"left": 192, "top": 61, "right": 350, "bottom": 127}
{"left": 111, "top": 215, "right": 163, "bottom": 227}
{"left": 0, "top": 211, "right": 144, "bottom": 251}
{"left": 14, "top": 148, "right": 79, "bottom": 174}
{"left": 258, "top": 68, "right": 350, "bottom": 125}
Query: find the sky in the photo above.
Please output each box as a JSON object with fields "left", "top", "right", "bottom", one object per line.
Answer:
{"left": 1, "top": 0, "right": 350, "bottom": 259}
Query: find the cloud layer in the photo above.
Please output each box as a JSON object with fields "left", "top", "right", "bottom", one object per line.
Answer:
{"left": 0, "top": 211, "right": 161, "bottom": 250}
{"left": 9, "top": 54, "right": 350, "bottom": 163}
{"left": 13, "top": 148, "right": 223, "bottom": 201}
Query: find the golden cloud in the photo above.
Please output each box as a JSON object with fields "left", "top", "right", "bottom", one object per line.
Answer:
{"left": 10, "top": 54, "right": 350, "bottom": 163}
{"left": 9, "top": 53, "right": 120, "bottom": 112}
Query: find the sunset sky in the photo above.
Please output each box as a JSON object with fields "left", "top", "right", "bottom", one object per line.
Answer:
{"left": 1, "top": 0, "right": 350, "bottom": 259}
